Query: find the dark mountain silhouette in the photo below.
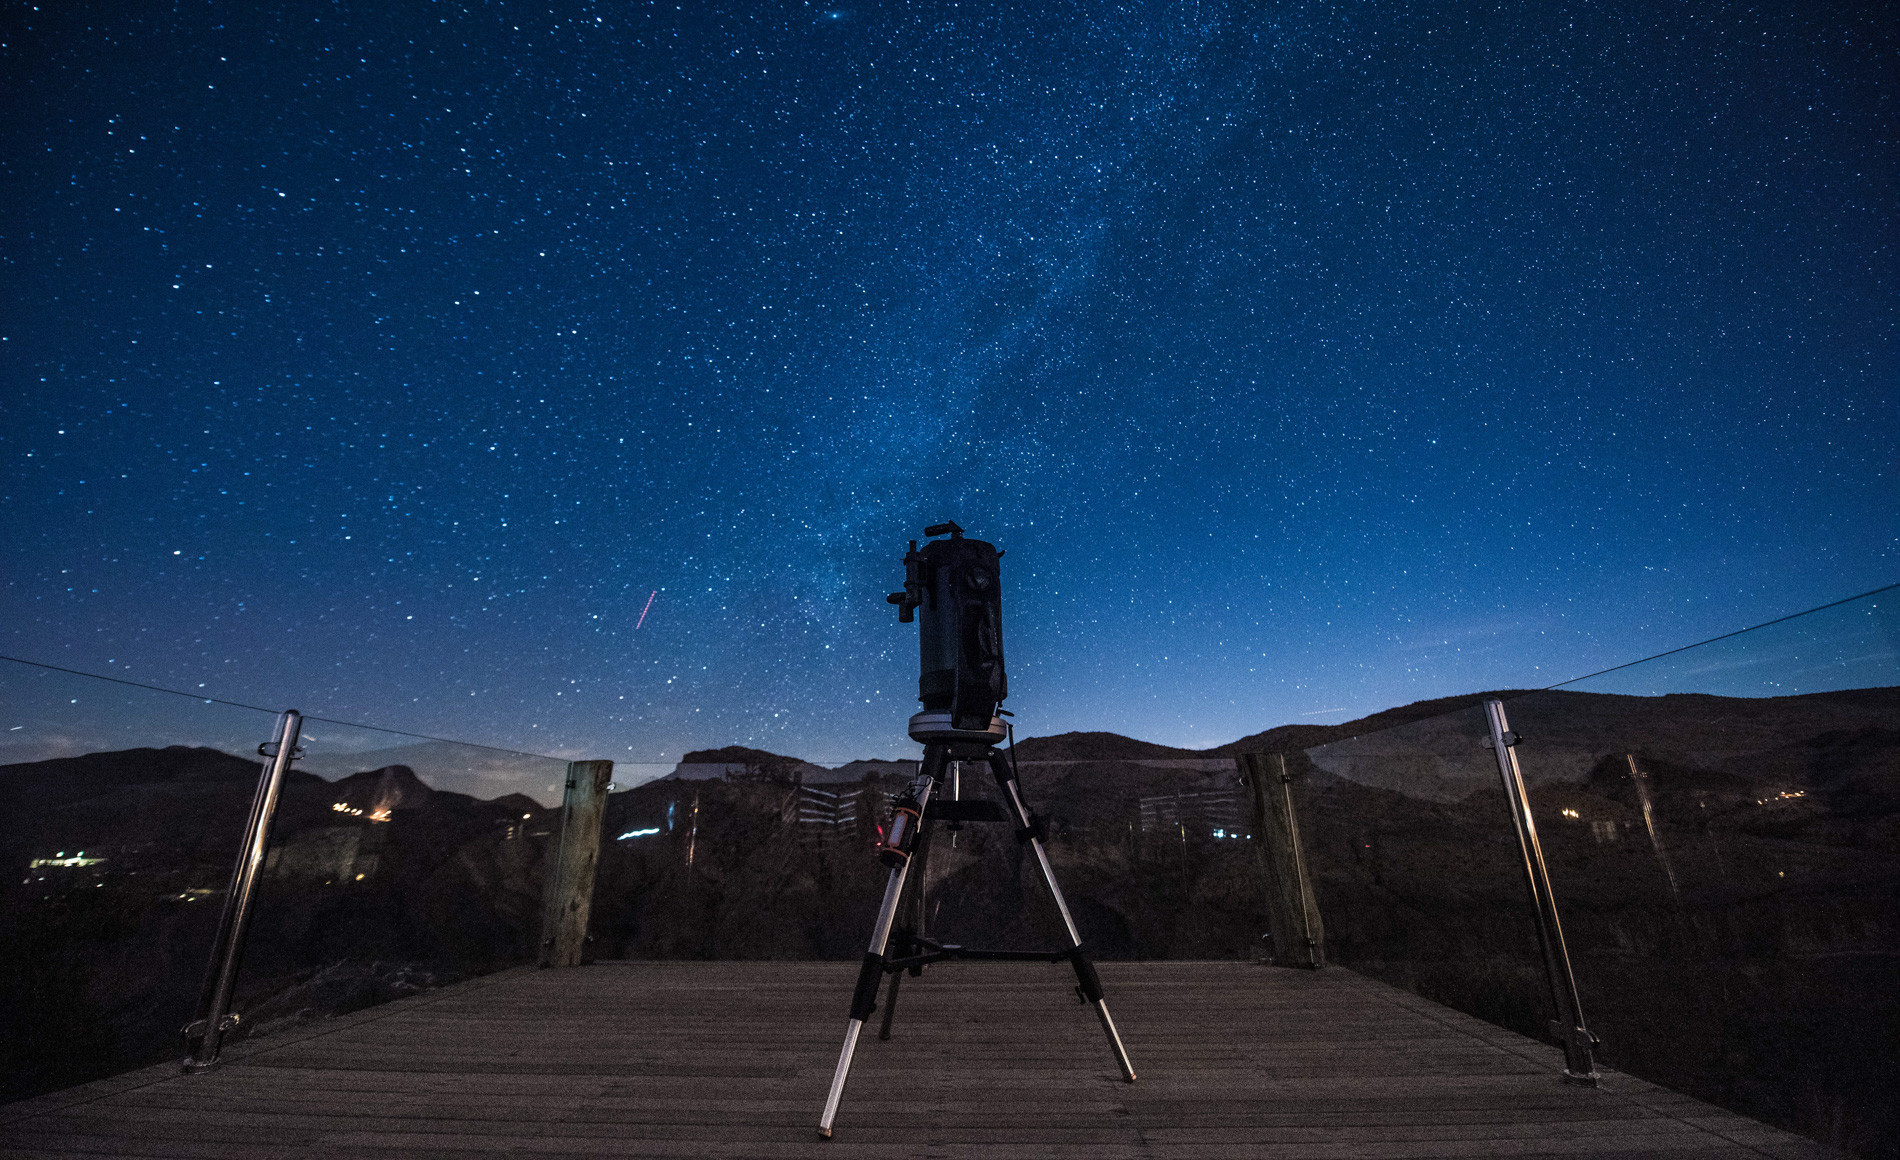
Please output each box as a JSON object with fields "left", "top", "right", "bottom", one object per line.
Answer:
{"left": 1210, "top": 689, "right": 1542, "bottom": 756}
{"left": 1007, "top": 731, "right": 1209, "bottom": 761}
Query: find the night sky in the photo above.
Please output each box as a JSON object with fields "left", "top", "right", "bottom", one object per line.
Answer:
{"left": 3, "top": 1, "right": 1894, "bottom": 767}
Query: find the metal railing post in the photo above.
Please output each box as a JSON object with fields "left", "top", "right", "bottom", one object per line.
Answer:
{"left": 1483, "top": 698, "right": 1600, "bottom": 1085}
{"left": 183, "top": 708, "right": 303, "bottom": 1072}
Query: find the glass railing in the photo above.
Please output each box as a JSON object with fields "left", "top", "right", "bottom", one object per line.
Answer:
{"left": 0, "top": 662, "right": 281, "bottom": 1102}
{"left": 4, "top": 583, "right": 1893, "bottom": 1149}
{"left": 589, "top": 752, "right": 1269, "bottom": 963}
{"left": 1504, "top": 590, "right": 1898, "bottom": 1152}
{"left": 225, "top": 718, "right": 571, "bottom": 1044}
{"left": 1294, "top": 702, "right": 1551, "bottom": 1030}
{"left": 0, "top": 661, "right": 575, "bottom": 1102}
{"left": 1293, "top": 588, "right": 1900, "bottom": 1153}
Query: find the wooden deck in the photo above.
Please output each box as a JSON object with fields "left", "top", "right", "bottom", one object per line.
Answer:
{"left": 1, "top": 961, "right": 1840, "bottom": 1158}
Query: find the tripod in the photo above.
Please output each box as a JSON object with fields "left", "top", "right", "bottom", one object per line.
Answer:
{"left": 815, "top": 731, "right": 1137, "bottom": 1139}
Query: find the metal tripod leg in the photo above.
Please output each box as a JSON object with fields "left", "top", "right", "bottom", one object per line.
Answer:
{"left": 987, "top": 750, "right": 1138, "bottom": 1083}
{"left": 879, "top": 817, "right": 933, "bottom": 1041}
{"left": 817, "top": 752, "right": 941, "bottom": 1139}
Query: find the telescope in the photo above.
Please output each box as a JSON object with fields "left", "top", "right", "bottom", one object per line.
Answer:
{"left": 887, "top": 521, "right": 1008, "bottom": 743}
{"left": 816, "top": 521, "right": 1136, "bottom": 1139}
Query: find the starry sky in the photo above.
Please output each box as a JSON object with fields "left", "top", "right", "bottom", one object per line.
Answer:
{"left": 3, "top": 1, "right": 1894, "bottom": 766}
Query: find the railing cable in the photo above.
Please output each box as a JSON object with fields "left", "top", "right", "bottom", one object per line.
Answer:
{"left": 0, "top": 653, "right": 568, "bottom": 763}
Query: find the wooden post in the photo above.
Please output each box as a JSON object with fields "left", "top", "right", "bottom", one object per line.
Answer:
{"left": 539, "top": 759, "right": 613, "bottom": 968}
{"left": 1238, "top": 752, "right": 1325, "bottom": 969}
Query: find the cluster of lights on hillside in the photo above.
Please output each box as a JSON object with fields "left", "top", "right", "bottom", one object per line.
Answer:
{"left": 30, "top": 851, "right": 104, "bottom": 868}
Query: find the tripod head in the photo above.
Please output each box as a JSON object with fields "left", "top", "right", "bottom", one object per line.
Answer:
{"left": 887, "top": 522, "right": 1008, "bottom": 744}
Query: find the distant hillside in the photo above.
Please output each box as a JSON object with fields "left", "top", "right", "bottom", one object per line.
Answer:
{"left": 1208, "top": 689, "right": 1543, "bottom": 757}
{"left": 662, "top": 686, "right": 1900, "bottom": 783}
{"left": 1008, "top": 731, "right": 1208, "bottom": 762}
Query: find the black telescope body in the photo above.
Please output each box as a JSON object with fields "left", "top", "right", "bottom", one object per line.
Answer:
{"left": 887, "top": 522, "right": 1006, "bottom": 733}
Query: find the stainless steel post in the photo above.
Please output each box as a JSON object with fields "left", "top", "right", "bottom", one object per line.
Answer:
{"left": 1484, "top": 698, "right": 1600, "bottom": 1085}
{"left": 817, "top": 766, "right": 936, "bottom": 1138}
{"left": 183, "top": 708, "right": 303, "bottom": 1072}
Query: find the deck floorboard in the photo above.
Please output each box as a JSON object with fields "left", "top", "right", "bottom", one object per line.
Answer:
{"left": 0, "top": 962, "right": 1839, "bottom": 1159}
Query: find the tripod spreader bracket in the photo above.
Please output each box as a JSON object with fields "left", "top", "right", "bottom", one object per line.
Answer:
{"left": 1068, "top": 945, "right": 1106, "bottom": 1005}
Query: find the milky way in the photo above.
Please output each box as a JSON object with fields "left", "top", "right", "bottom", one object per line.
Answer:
{"left": 2, "top": 2, "right": 1893, "bottom": 766}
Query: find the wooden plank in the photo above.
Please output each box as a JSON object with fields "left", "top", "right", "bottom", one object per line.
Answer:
{"left": 0, "top": 961, "right": 1843, "bottom": 1159}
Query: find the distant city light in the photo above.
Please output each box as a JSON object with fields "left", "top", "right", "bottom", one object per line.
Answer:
{"left": 617, "top": 827, "right": 661, "bottom": 840}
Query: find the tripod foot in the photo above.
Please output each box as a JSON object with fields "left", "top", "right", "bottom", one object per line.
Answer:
{"left": 1094, "top": 999, "right": 1138, "bottom": 1082}
{"left": 817, "top": 1016, "right": 865, "bottom": 1138}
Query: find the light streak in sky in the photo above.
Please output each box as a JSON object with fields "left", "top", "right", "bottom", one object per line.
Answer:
{"left": 635, "top": 590, "right": 657, "bottom": 629}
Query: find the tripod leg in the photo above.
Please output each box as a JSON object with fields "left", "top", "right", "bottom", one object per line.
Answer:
{"left": 988, "top": 750, "right": 1138, "bottom": 1083}
{"left": 878, "top": 818, "right": 933, "bottom": 1041}
{"left": 817, "top": 750, "right": 943, "bottom": 1139}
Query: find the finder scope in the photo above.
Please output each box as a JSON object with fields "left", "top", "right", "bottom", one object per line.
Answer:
{"left": 887, "top": 522, "right": 1007, "bottom": 743}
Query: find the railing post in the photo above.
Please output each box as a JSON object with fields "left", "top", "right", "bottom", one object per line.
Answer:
{"left": 540, "top": 759, "right": 614, "bottom": 967}
{"left": 1238, "top": 752, "right": 1325, "bottom": 968}
{"left": 183, "top": 708, "right": 303, "bottom": 1072}
{"left": 1483, "top": 698, "right": 1600, "bottom": 1085}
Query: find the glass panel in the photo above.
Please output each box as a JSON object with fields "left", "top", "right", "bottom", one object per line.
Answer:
{"left": 0, "top": 661, "right": 280, "bottom": 1102}
{"left": 1553, "top": 587, "right": 1899, "bottom": 698}
{"left": 1296, "top": 703, "right": 1553, "bottom": 1036}
{"left": 1502, "top": 589, "right": 1900, "bottom": 1148}
{"left": 1004, "top": 754, "right": 1258, "bottom": 961}
{"left": 590, "top": 753, "right": 1270, "bottom": 963}
{"left": 228, "top": 720, "right": 571, "bottom": 1044}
